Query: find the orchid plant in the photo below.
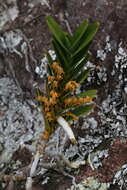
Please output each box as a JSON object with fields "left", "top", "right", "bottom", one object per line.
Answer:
{"left": 37, "top": 16, "right": 99, "bottom": 144}
{"left": 1, "top": 16, "right": 99, "bottom": 189}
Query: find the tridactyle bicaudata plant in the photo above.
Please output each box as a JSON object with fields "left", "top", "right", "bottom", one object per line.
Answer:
{"left": 37, "top": 16, "right": 99, "bottom": 144}
{"left": 0, "top": 16, "right": 100, "bottom": 189}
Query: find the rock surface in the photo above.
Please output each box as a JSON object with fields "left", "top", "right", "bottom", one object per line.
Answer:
{"left": 0, "top": 0, "right": 127, "bottom": 189}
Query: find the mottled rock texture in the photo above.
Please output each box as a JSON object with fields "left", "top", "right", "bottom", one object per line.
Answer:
{"left": 0, "top": 0, "right": 127, "bottom": 190}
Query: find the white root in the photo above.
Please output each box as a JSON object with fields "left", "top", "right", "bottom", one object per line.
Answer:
{"left": 57, "top": 116, "right": 77, "bottom": 144}
{"left": 25, "top": 177, "right": 33, "bottom": 190}
{"left": 26, "top": 151, "right": 40, "bottom": 190}
{"left": 30, "top": 151, "right": 40, "bottom": 177}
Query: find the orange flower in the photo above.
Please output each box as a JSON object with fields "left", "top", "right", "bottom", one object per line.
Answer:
{"left": 50, "top": 90, "right": 59, "bottom": 98}
{"left": 48, "top": 75, "right": 55, "bottom": 81}
{"left": 64, "top": 81, "right": 79, "bottom": 91}
{"left": 64, "top": 96, "right": 92, "bottom": 106}
{"left": 36, "top": 95, "right": 43, "bottom": 101}
{"left": 36, "top": 96, "right": 49, "bottom": 104}
{"left": 52, "top": 80, "right": 58, "bottom": 88}
{"left": 46, "top": 112, "right": 55, "bottom": 121}
{"left": 44, "top": 106, "right": 50, "bottom": 112}
{"left": 49, "top": 97, "right": 57, "bottom": 105}
{"left": 56, "top": 74, "right": 63, "bottom": 81}
{"left": 66, "top": 112, "right": 78, "bottom": 120}
{"left": 51, "top": 62, "right": 64, "bottom": 75}
{"left": 82, "top": 96, "right": 93, "bottom": 103}
{"left": 42, "top": 130, "right": 50, "bottom": 139}
{"left": 64, "top": 97, "right": 81, "bottom": 106}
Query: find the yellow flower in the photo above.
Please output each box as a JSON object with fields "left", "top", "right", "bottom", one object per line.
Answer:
{"left": 64, "top": 81, "right": 79, "bottom": 91}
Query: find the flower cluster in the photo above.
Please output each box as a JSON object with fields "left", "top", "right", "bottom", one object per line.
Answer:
{"left": 48, "top": 62, "right": 64, "bottom": 88}
{"left": 64, "top": 96, "right": 92, "bottom": 106}
{"left": 37, "top": 91, "right": 59, "bottom": 121}
{"left": 37, "top": 61, "right": 94, "bottom": 140}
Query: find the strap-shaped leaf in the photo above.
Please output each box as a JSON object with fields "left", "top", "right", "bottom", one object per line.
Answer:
{"left": 71, "top": 20, "right": 88, "bottom": 50}
{"left": 44, "top": 116, "right": 51, "bottom": 131}
{"left": 52, "top": 39, "right": 69, "bottom": 71}
{"left": 71, "top": 104, "right": 95, "bottom": 116}
{"left": 65, "top": 33, "right": 72, "bottom": 47}
{"left": 77, "top": 89, "right": 97, "bottom": 98}
{"left": 66, "top": 33, "right": 73, "bottom": 44}
{"left": 75, "top": 69, "right": 90, "bottom": 83}
{"left": 68, "top": 53, "right": 90, "bottom": 79}
{"left": 46, "top": 52, "right": 54, "bottom": 76}
{"left": 69, "top": 41, "right": 92, "bottom": 67}
{"left": 61, "top": 68, "right": 90, "bottom": 88}
{"left": 47, "top": 64, "right": 53, "bottom": 76}
{"left": 46, "top": 51, "right": 54, "bottom": 64}
{"left": 46, "top": 16, "right": 69, "bottom": 51}
{"left": 62, "top": 49, "right": 91, "bottom": 85}
{"left": 72, "top": 22, "right": 99, "bottom": 56}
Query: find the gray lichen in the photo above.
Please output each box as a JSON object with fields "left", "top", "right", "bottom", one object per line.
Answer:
{"left": 0, "top": 0, "right": 19, "bottom": 31}
{"left": 0, "top": 77, "right": 44, "bottom": 166}
{"left": 67, "top": 177, "right": 110, "bottom": 190}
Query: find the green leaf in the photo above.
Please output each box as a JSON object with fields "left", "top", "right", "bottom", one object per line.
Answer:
{"left": 46, "top": 52, "right": 54, "bottom": 64}
{"left": 47, "top": 64, "right": 53, "bottom": 76}
{"left": 61, "top": 68, "right": 90, "bottom": 91}
{"left": 75, "top": 69, "right": 90, "bottom": 83}
{"left": 71, "top": 104, "right": 95, "bottom": 116}
{"left": 46, "top": 16, "right": 69, "bottom": 51}
{"left": 71, "top": 20, "right": 88, "bottom": 50}
{"left": 69, "top": 41, "right": 92, "bottom": 68}
{"left": 52, "top": 39, "right": 69, "bottom": 71}
{"left": 46, "top": 52, "right": 54, "bottom": 75}
{"left": 68, "top": 53, "right": 90, "bottom": 80}
{"left": 72, "top": 22, "right": 100, "bottom": 56}
{"left": 44, "top": 117, "right": 51, "bottom": 131}
{"left": 77, "top": 89, "right": 97, "bottom": 98}
{"left": 65, "top": 33, "right": 72, "bottom": 47}
{"left": 66, "top": 33, "right": 73, "bottom": 43}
